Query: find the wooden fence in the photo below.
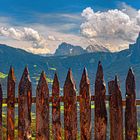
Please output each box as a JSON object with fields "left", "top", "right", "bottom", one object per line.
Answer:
{"left": 0, "top": 62, "right": 138, "bottom": 140}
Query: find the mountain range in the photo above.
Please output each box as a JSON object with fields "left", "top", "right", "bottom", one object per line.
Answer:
{"left": 0, "top": 33, "right": 140, "bottom": 97}
{"left": 54, "top": 42, "right": 109, "bottom": 56}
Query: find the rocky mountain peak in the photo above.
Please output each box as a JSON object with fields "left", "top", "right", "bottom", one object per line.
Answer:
{"left": 86, "top": 44, "right": 109, "bottom": 53}
{"left": 54, "top": 42, "right": 86, "bottom": 56}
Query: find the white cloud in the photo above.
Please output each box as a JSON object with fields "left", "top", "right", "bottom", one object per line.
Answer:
{"left": 0, "top": 27, "right": 50, "bottom": 53}
{"left": 30, "top": 24, "right": 96, "bottom": 52}
{"left": 1, "top": 5, "right": 140, "bottom": 54}
{"left": 80, "top": 5, "right": 140, "bottom": 50}
{"left": 0, "top": 23, "right": 94, "bottom": 54}
{"left": 48, "top": 35, "right": 56, "bottom": 41}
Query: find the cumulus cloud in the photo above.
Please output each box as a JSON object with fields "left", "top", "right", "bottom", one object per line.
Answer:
{"left": 80, "top": 6, "right": 140, "bottom": 44}
{"left": 0, "top": 27, "right": 50, "bottom": 53}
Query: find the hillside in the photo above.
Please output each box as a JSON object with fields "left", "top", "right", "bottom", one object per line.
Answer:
{"left": 0, "top": 34, "right": 140, "bottom": 97}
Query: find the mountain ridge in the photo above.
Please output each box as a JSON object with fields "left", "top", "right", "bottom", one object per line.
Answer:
{"left": 54, "top": 42, "right": 110, "bottom": 56}
{"left": 0, "top": 33, "right": 140, "bottom": 97}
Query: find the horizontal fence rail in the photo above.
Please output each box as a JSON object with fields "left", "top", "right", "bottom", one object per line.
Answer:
{"left": 2, "top": 96, "right": 140, "bottom": 105}
{"left": 0, "top": 62, "right": 138, "bottom": 140}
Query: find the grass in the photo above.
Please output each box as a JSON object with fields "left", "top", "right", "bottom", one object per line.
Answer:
{"left": 49, "top": 67, "right": 57, "bottom": 71}
{"left": 2, "top": 104, "right": 140, "bottom": 139}
{"left": 1, "top": 112, "right": 80, "bottom": 139}
{"left": 0, "top": 72, "right": 8, "bottom": 79}
{"left": 46, "top": 77, "right": 53, "bottom": 83}
{"left": 33, "top": 65, "right": 37, "bottom": 68}
{"left": 32, "top": 76, "right": 53, "bottom": 84}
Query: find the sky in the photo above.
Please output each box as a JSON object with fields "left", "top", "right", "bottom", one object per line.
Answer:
{"left": 0, "top": 0, "right": 140, "bottom": 54}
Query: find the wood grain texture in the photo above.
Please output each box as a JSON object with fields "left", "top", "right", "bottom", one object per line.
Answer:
{"left": 125, "top": 68, "right": 137, "bottom": 140}
{"left": 108, "top": 76, "right": 123, "bottom": 140}
{"left": 7, "top": 67, "right": 16, "bottom": 140}
{"left": 80, "top": 68, "right": 91, "bottom": 140}
{"left": 18, "top": 67, "right": 32, "bottom": 140}
{"left": 64, "top": 69, "right": 77, "bottom": 140}
{"left": 52, "top": 73, "right": 62, "bottom": 140}
{"left": 36, "top": 71, "right": 49, "bottom": 140}
{"left": 94, "top": 62, "right": 107, "bottom": 140}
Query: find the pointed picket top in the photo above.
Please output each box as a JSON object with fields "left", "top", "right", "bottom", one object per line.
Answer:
{"left": 8, "top": 66, "right": 16, "bottom": 82}
{"left": 24, "top": 65, "right": 29, "bottom": 74}
{"left": 36, "top": 71, "right": 49, "bottom": 139}
{"left": 40, "top": 70, "right": 46, "bottom": 80}
{"left": 126, "top": 68, "right": 135, "bottom": 96}
{"left": 114, "top": 76, "right": 122, "bottom": 105}
{"left": 20, "top": 66, "right": 31, "bottom": 83}
{"left": 53, "top": 72, "right": 59, "bottom": 88}
{"left": 127, "top": 68, "right": 135, "bottom": 81}
{"left": 115, "top": 75, "right": 118, "bottom": 84}
{"left": 125, "top": 68, "right": 137, "bottom": 139}
{"left": 66, "top": 68, "right": 72, "bottom": 80}
{"left": 95, "top": 61, "right": 104, "bottom": 82}
{"left": 80, "top": 67, "right": 90, "bottom": 88}
{"left": 79, "top": 67, "right": 91, "bottom": 140}
{"left": 7, "top": 66, "right": 15, "bottom": 140}
{"left": 38, "top": 71, "right": 48, "bottom": 87}
{"left": 52, "top": 72, "right": 61, "bottom": 139}
{"left": 64, "top": 68, "right": 77, "bottom": 140}
{"left": 109, "top": 76, "right": 122, "bottom": 98}
{"left": 109, "top": 76, "right": 123, "bottom": 140}
{"left": 94, "top": 61, "right": 107, "bottom": 140}
{"left": 64, "top": 68, "right": 75, "bottom": 88}
{"left": 52, "top": 72, "right": 59, "bottom": 97}
{"left": 18, "top": 66, "right": 32, "bottom": 139}
{"left": 95, "top": 61, "right": 105, "bottom": 94}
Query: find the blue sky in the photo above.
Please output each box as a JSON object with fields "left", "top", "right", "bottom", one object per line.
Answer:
{"left": 0, "top": 0, "right": 140, "bottom": 22}
{"left": 0, "top": 0, "right": 140, "bottom": 54}
{"left": 0, "top": 0, "right": 140, "bottom": 13}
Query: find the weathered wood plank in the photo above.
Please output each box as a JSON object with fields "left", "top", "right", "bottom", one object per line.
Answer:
{"left": 94, "top": 62, "right": 107, "bottom": 140}
{"left": 52, "top": 73, "right": 62, "bottom": 140}
{"left": 18, "top": 67, "right": 32, "bottom": 140}
{"left": 108, "top": 77, "right": 123, "bottom": 140}
{"left": 125, "top": 68, "right": 137, "bottom": 140}
{"left": 0, "top": 84, "right": 2, "bottom": 140}
{"left": 7, "top": 67, "right": 16, "bottom": 140}
{"left": 64, "top": 69, "right": 77, "bottom": 140}
{"left": 80, "top": 68, "right": 91, "bottom": 140}
{"left": 36, "top": 71, "right": 49, "bottom": 140}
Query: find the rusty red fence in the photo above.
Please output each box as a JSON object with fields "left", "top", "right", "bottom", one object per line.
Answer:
{"left": 0, "top": 62, "right": 138, "bottom": 140}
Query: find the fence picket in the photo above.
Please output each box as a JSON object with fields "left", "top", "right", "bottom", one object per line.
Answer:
{"left": 36, "top": 71, "right": 49, "bottom": 140}
{"left": 7, "top": 67, "right": 16, "bottom": 140}
{"left": 108, "top": 76, "right": 123, "bottom": 140}
{"left": 125, "top": 68, "right": 137, "bottom": 140}
{"left": 0, "top": 84, "right": 2, "bottom": 140}
{"left": 18, "top": 67, "right": 32, "bottom": 140}
{"left": 52, "top": 73, "right": 61, "bottom": 140}
{"left": 80, "top": 68, "right": 91, "bottom": 140}
{"left": 64, "top": 69, "right": 77, "bottom": 140}
{"left": 0, "top": 64, "right": 138, "bottom": 139}
{"left": 94, "top": 62, "right": 107, "bottom": 140}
